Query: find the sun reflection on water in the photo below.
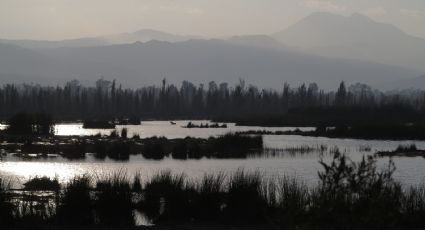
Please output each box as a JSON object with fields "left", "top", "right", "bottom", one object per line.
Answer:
{"left": 0, "top": 162, "right": 83, "bottom": 185}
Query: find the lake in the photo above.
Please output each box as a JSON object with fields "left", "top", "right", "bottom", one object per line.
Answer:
{"left": 1, "top": 121, "right": 425, "bottom": 187}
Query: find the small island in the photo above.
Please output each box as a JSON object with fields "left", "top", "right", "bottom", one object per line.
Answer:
{"left": 377, "top": 144, "right": 425, "bottom": 158}
{"left": 183, "top": 121, "right": 227, "bottom": 128}
{"left": 82, "top": 120, "right": 116, "bottom": 129}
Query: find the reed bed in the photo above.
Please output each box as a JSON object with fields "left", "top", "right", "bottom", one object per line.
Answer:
{"left": 0, "top": 133, "right": 264, "bottom": 160}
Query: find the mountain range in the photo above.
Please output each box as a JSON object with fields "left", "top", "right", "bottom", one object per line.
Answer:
{"left": 0, "top": 29, "right": 196, "bottom": 49}
{"left": 0, "top": 12, "right": 424, "bottom": 90}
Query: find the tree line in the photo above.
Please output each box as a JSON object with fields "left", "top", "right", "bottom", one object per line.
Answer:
{"left": 1, "top": 78, "right": 424, "bottom": 121}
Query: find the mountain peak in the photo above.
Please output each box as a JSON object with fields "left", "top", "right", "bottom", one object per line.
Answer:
{"left": 305, "top": 11, "right": 342, "bottom": 18}
{"left": 272, "top": 11, "right": 425, "bottom": 72}
{"left": 350, "top": 13, "right": 371, "bottom": 20}
{"left": 303, "top": 12, "right": 372, "bottom": 21}
{"left": 131, "top": 29, "right": 171, "bottom": 36}
{"left": 274, "top": 11, "right": 408, "bottom": 46}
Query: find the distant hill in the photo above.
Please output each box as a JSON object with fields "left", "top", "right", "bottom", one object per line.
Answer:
{"left": 225, "top": 35, "right": 287, "bottom": 50}
{"left": 0, "top": 43, "right": 62, "bottom": 76}
{"left": 0, "top": 29, "right": 196, "bottom": 49}
{"left": 382, "top": 75, "right": 425, "bottom": 90}
{"left": 103, "top": 29, "right": 197, "bottom": 44}
{"left": 0, "top": 39, "right": 419, "bottom": 89}
{"left": 273, "top": 12, "right": 425, "bottom": 72}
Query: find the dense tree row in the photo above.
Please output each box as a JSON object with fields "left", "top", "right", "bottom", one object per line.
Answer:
{"left": 0, "top": 78, "right": 424, "bottom": 120}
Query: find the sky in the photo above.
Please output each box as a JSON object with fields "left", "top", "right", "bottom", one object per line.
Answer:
{"left": 1, "top": 0, "right": 425, "bottom": 40}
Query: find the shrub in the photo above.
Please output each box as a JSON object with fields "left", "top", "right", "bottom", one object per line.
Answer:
{"left": 6, "top": 113, "right": 54, "bottom": 136}
{"left": 121, "top": 128, "right": 128, "bottom": 139}
{"left": 396, "top": 144, "right": 417, "bottom": 152}
{"left": 23, "top": 176, "right": 60, "bottom": 191}
{"left": 311, "top": 152, "right": 402, "bottom": 229}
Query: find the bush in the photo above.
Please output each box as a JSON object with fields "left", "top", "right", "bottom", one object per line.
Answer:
{"left": 396, "top": 144, "right": 417, "bottom": 152}
{"left": 311, "top": 152, "right": 402, "bottom": 229}
{"left": 23, "top": 176, "right": 60, "bottom": 191}
{"left": 121, "top": 128, "right": 128, "bottom": 139}
{"left": 6, "top": 113, "right": 54, "bottom": 136}
{"left": 210, "top": 133, "right": 263, "bottom": 157}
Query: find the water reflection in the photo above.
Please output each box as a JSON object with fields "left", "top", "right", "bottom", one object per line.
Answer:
{"left": 54, "top": 121, "right": 313, "bottom": 138}
{"left": 1, "top": 121, "right": 425, "bottom": 187}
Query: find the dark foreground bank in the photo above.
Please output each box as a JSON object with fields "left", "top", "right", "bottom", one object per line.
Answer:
{"left": 1, "top": 153, "right": 425, "bottom": 230}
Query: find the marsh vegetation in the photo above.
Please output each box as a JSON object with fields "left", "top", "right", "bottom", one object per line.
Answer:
{"left": 0, "top": 132, "right": 264, "bottom": 160}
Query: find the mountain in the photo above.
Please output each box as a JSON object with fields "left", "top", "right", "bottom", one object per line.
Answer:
{"left": 0, "top": 39, "right": 419, "bottom": 89}
{"left": 226, "top": 35, "right": 286, "bottom": 50}
{"left": 273, "top": 12, "right": 425, "bottom": 72}
{"left": 0, "top": 43, "right": 61, "bottom": 77}
{"left": 0, "top": 37, "right": 110, "bottom": 49}
{"left": 0, "top": 29, "right": 196, "bottom": 49}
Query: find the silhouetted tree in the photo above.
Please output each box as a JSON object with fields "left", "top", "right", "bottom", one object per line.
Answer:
{"left": 1, "top": 78, "right": 424, "bottom": 122}
{"left": 6, "top": 113, "right": 54, "bottom": 135}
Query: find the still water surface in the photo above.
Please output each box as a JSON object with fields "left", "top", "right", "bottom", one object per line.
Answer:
{"left": 1, "top": 121, "right": 424, "bottom": 187}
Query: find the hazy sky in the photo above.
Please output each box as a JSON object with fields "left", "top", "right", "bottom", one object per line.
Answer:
{"left": 1, "top": 0, "right": 425, "bottom": 40}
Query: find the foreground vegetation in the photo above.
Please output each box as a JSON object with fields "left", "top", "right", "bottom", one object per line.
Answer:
{"left": 1, "top": 154, "right": 425, "bottom": 229}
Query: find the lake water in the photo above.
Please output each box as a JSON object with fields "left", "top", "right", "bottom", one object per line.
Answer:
{"left": 54, "top": 120, "right": 315, "bottom": 138}
{"left": 1, "top": 121, "right": 425, "bottom": 187}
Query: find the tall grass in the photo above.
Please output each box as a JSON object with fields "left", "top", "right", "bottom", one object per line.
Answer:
{"left": 224, "top": 170, "right": 267, "bottom": 224}
{"left": 139, "top": 171, "right": 193, "bottom": 223}
{"left": 403, "top": 186, "right": 425, "bottom": 228}
{"left": 56, "top": 175, "right": 94, "bottom": 225}
{"left": 0, "top": 178, "right": 14, "bottom": 227}
{"left": 274, "top": 177, "right": 310, "bottom": 228}
{"left": 95, "top": 172, "right": 134, "bottom": 226}
{"left": 194, "top": 173, "right": 225, "bottom": 221}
